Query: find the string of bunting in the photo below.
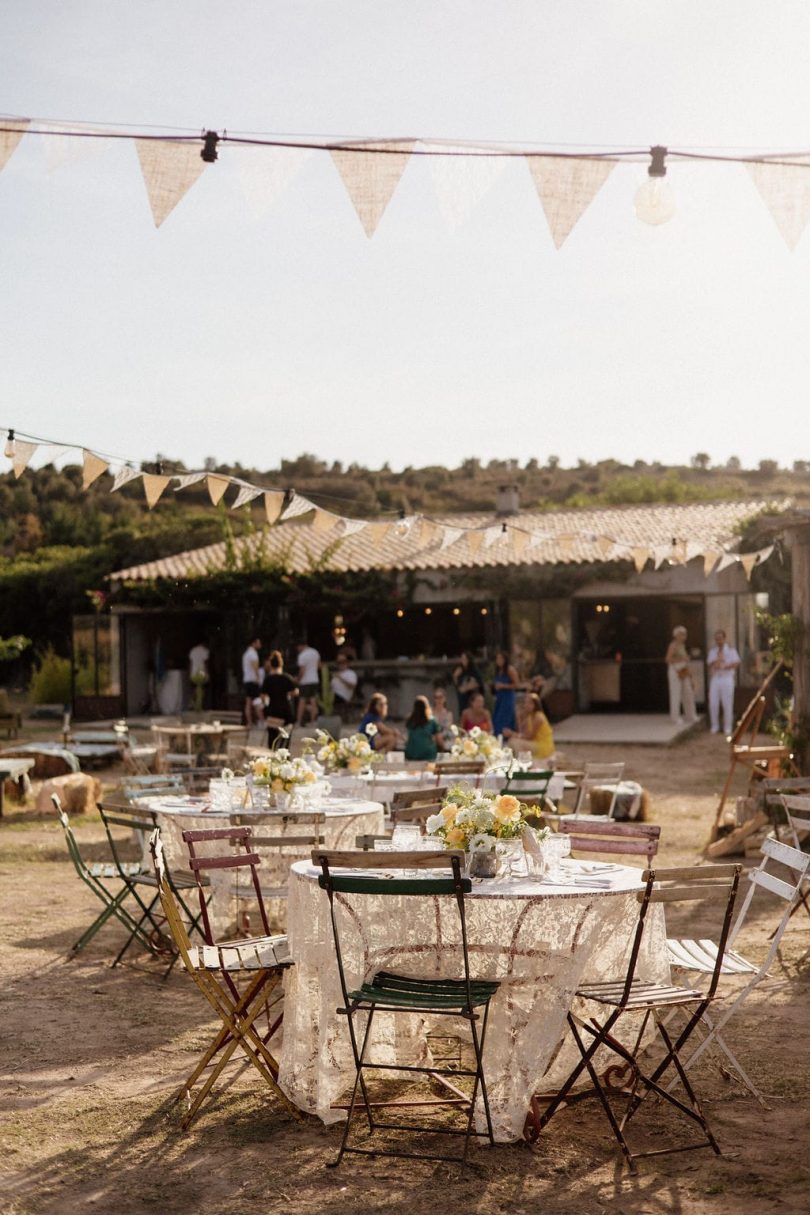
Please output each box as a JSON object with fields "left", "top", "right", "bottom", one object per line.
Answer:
{"left": 1, "top": 425, "right": 776, "bottom": 579}
{"left": 4, "top": 115, "right": 810, "bottom": 246}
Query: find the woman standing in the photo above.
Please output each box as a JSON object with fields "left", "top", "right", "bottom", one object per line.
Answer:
{"left": 491, "top": 650, "right": 520, "bottom": 737}
{"left": 261, "top": 651, "right": 298, "bottom": 746}
{"left": 452, "top": 651, "right": 484, "bottom": 717}
{"left": 665, "top": 626, "right": 697, "bottom": 726}
{"left": 404, "top": 696, "right": 444, "bottom": 761}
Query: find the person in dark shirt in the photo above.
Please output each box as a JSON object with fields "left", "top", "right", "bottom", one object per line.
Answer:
{"left": 261, "top": 651, "right": 298, "bottom": 746}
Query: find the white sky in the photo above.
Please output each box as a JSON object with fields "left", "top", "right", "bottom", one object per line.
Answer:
{"left": 2, "top": 1, "right": 810, "bottom": 474}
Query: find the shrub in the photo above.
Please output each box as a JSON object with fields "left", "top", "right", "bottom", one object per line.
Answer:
{"left": 29, "top": 646, "right": 72, "bottom": 704}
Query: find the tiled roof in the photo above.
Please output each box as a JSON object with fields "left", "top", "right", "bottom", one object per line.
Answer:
{"left": 108, "top": 499, "right": 781, "bottom": 583}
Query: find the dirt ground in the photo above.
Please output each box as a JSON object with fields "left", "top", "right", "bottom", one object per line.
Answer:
{"left": 1, "top": 731, "right": 809, "bottom": 1215}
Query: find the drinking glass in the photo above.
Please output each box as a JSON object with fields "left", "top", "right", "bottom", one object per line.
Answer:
{"left": 542, "top": 833, "right": 571, "bottom": 881}
{"left": 391, "top": 823, "right": 421, "bottom": 850}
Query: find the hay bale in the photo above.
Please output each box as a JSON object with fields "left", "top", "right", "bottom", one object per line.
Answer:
{"left": 36, "top": 773, "right": 101, "bottom": 816}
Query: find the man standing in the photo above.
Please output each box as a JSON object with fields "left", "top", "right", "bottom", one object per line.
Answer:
{"left": 707, "top": 629, "right": 741, "bottom": 735}
{"left": 242, "top": 637, "right": 262, "bottom": 725}
{"left": 331, "top": 653, "right": 358, "bottom": 722}
{"left": 296, "top": 639, "right": 321, "bottom": 725}
{"left": 188, "top": 640, "right": 210, "bottom": 711}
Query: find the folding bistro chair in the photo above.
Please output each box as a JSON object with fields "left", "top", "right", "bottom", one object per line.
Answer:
{"left": 665, "top": 837, "right": 810, "bottom": 1105}
{"left": 390, "top": 788, "right": 446, "bottom": 830}
{"left": 529, "top": 864, "right": 741, "bottom": 1173}
{"left": 434, "top": 760, "right": 485, "bottom": 786}
{"left": 98, "top": 801, "right": 210, "bottom": 977}
{"left": 573, "top": 761, "right": 626, "bottom": 817}
{"left": 182, "top": 825, "right": 273, "bottom": 949}
{"left": 774, "top": 796, "right": 810, "bottom": 929}
{"left": 228, "top": 811, "right": 327, "bottom": 925}
{"left": 53, "top": 795, "right": 165, "bottom": 963}
{"left": 149, "top": 829, "right": 300, "bottom": 1128}
{"left": 560, "top": 817, "right": 661, "bottom": 867}
{"left": 500, "top": 769, "right": 555, "bottom": 812}
{"left": 314, "top": 846, "right": 500, "bottom": 1166}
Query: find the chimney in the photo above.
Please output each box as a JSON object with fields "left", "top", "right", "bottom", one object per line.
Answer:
{"left": 496, "top": 484, "right": 520, "bottom": 516}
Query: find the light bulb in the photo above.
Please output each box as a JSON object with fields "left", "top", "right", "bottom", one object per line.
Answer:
{"left": 4, "top": 430, "right": 15, "bottom": 458}
{"left": 634, "top": 175, "right": 676, "bottom": 225}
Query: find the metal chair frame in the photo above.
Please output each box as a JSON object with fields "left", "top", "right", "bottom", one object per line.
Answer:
{"left": 499, "top": 768, "right": 555, "bottom": 810}
{"left": 314, "top": 846, "right": 499, "bottom": 1166}
{"left": 529, "top": 864, "right": 741, "bottom": 1173}
{"left": 573, "top": 761, "right": 626, "bottom": 817}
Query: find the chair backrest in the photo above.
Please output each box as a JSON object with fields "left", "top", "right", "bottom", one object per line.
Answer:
{"left": 639, "top": 865, "right": 742, "bottom": 1000}
{"left": 230, "top": 811, "right": 326, "bottom": 849}
{"left": 575, "top": 761, "right": 626, "bottom": 815}
{"left": 390, "top": 786, "right": 449, "bottom": 811}
{"left": 560, "top": 816, "right": 661, "bottom": 865}
{"left": 354, "top": 833, "right": 393, "bottom": 851}
{"left": 434, "top": 760, "right": 485, "bottom": 775}
{"left": 150, "top": 828, "right": 196, "bottom": 970}
{"left": 779, "top": 795, "right": 810, "bottom": 852}
{"left": 182, "top": 825, "right": 271, "bottom": 941}
{"left": 390, "top": 801, "right": 443, "bottom": 827}
{"left": 728, "top": 836, "right": 810, "bottom": 964}
{"left": 500, "top": 769, "right": 554, "bottom": 805}
{"left": 51, "top": 793, "right": 93, "bottom": 884}
{"left": 312, "top": 848, "right": 471, "bottom": 1011}
{"left": 120, "top": 775, "right": 184, "bottom": 802}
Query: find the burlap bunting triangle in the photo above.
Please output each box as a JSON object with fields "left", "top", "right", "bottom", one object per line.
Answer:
{"left": 0, "top": 118, "right": 29, "bottom": 173}
{"left": 527, "top": 155, "right": 616, "bottom": 248}
{"left": 330, "top": 142, "right": 414, "bottom": 237}
{"left": 12, "top": 440, "right": 37, "bottom": 477}
{"left": 135, "top": 138, "right": 207, "bottom": 228}
{"left": 206, "top": 474, "right": 230, "bottom": 506}
{"left": 746, "top": 157, "right": 810, "bottom": 251}
{"left": 143, "top": 474, "right": 171, "bottom": 509}
{"left": 82, "top": 450, "right": 109, "bottom": 489}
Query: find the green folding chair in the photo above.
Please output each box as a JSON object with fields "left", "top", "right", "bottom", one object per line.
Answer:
{"left": 99, "top": 801, "right": 211, "bottom": 978}
{"left": 53, "top": 794, "right": 162, "bottom": 962}
{"left": 314, "top": 846, "right": 500, "bottom": 1166}
{"left": 500, "top": 769, "right": 555, "bottom": 811}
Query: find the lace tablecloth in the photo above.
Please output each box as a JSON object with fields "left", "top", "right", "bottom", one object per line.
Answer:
{"left": 328, "top": 769, "right": 511, "bottom": 805}
{"left": 278, "top": 860, "right": 668, "bottom": 1142}
{"left": 139, "top": 795, "right": 385, "bottom": 931}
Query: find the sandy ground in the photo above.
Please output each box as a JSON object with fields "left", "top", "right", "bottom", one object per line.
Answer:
{"left": 1, "top": 731, "right": 809, "bottom": 1215}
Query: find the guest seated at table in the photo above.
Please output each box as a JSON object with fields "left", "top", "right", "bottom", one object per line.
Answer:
{"left": 460, "top": 691, "right": 493, "bottom": 734}
{"left": 404, "top": 695, "right": 444, "bottom": 761}
{"left": 503, "top": 692, "right": 555, "bottom": 761}
{"left": 359, "top": 693, "right": 401, "bottom": 753}
{"left": 431, "top": 686, "right": 454, "bottom": 748}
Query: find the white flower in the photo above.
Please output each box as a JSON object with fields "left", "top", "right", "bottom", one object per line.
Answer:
{"left": 425, "top": 813, "right": 445, "bottom": 835}
{"left": 455, "top": 808, "right": 473, "bottom": 825}
{"left": 366, "top": 722, "right": 378, "bottom": 737}
{"left": 220, "top": 767, "right": 234, "bottom": 781}
{"left": 469, "top": 832, "right": 496, "bottom": 853}
{"left": 469, "top": 726, "right": 482, "bottom": 738}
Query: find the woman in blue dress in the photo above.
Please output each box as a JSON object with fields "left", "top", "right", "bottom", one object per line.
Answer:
{"left": 491, "top": 650, "right": 520, "bottom": 737}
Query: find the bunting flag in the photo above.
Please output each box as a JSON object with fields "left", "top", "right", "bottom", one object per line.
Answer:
{"left": 231, "top": 482, "right": 263, "bottom": 510}
{"left": 670, "top": 540, "right": 688, "bottom": 565}
{"left": 0, "top": 118, "right": 29, "bottom": 173}
{"left": 597, "top": 535, "right": 615, "bottom": 559}
{"left": 631, "top": 546, "right": 650, "bottom": 573}
{"left": 340, "top": 518, "right": 368, "bottom": 537}
{"left": 703, "top": 550, "right": 722, "bottom": 576}
{"left": 366, "top": 521, "right": 391, "bottom": 544}
{"left": 82, "top": 449, "right": 108, "bottom": 489}
{"left": 12, "top": 440, "right": 37, "bottom": 477}
{"left": 330, "top": 141, "right": 414, "bottom": 237}
{"left": 482, "top": 525, "right": 504, "bottom": 548}
{"left": 174, "top": 471, "right": 207, "bottom": 491}
{"left": 558, "top": 533, "right": 576, "bottom": 559}
{"left": 746, "top": 157, "right": 810, "bottom": 251}
{"left": 429, "top": 142, "right": 508, "bottom": 232}
{"left": 717, "top": 552, "right": 739, "bottom": 572}
{"left": 111, "top": 465, "right": 142, "bottom": 492}
{"left": 685, "top": 540, "right": 705, "bottom": 562}
{"left": 206, "top": 473, "right": 230, "bottom": 506}
{"left": 142, "top": 473, "right": 171, "bottom": 508}
{"left": 439, "top": 525, "right": 465, "bottom": 551}
{"left": 311, "top": 507, "right": 339, "bottom": 533}
{"left": 526, "top": 155, "right": 616, "bottom": 249}
{"left": 740, "top": 552, "right": 759, "bottom": 579}
{"left": 135, "top": 138, "right": 207, "bottom": 228}
{"left": 652, "top": 544, "right": 671, "bottom": 570}
{"left": 264, "top": 490, "right": 285, "bottom": 525}
{"left": 510, "top": 530, "right": 529, "bottom": 559}
{"left": 280, "top": 491, "right": 316, "bottom": 521}
{"left": 418, "top": 520, "right": 442, "bottom": 547}
{"left": 467, "top": 530, "right": 486, "bottom": 557}
{"left": 235, "top": 144, "right": 313, "bottom": 219}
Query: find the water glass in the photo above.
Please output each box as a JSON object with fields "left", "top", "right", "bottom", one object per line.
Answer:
{"left": 497, "top": 838, "right": 526, "bottom": 879}
{"left": 391, "top": 823, "right": 421, "bottom": 850}
{"left": 542, "top": 833, "right": 571, "bottom": 881}
{"left": 208, "top": 778, "right": 232, "bottom": 812}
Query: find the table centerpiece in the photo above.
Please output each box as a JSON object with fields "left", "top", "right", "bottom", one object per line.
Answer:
{"left": 425, "top": 785, "right": 550, "bottom": 877}
{"left": 248, "top": 749, "right": 321, "bottom": 810}
{"left": 448, "top": 725, "right": 512, "bottom": 770}
{"left": 303, "top": 729, "right": 378, "bottom": 775}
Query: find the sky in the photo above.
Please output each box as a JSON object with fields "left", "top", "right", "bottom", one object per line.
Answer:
{"left": 3, "top": 1, "right": 810, "bottom": 475}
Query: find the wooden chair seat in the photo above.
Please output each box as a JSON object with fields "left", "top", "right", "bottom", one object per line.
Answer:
{"left": 186, "top": 935, "right": 291, "bottom": 972}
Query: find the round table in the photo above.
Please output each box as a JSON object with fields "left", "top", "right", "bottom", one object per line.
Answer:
{"left": 278, "top": 859, "right": 668, "bottom": 1142}
{"left": 139, "top": 794, "right": 385, "bottom": 931}
{"left": 328, "top": 768, "right": 510, "bottom": 805}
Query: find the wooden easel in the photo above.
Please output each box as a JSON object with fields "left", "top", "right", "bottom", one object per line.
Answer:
{"left": 711, "top": 659, "right": 796, "bottom": 839}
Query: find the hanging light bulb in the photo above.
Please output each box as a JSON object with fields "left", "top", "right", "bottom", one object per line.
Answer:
{"left": 4, "top": 429, "right": 15, "bottom": 458}
{"left": 634, "top": 146, "right": 675, "bottom": 226}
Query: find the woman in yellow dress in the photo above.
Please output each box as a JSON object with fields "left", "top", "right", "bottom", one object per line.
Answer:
{"left": 503, "top": 692, "right": 555, "bottom": 761}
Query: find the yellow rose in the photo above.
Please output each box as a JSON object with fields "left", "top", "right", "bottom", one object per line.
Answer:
{"left": 462, "top": 739, "right": 477, "bottom": 756}
{"left": 347, "top": 757, "right": 363, "bottom": 773}
{"left": 445, "top": 827, "right": 466, "bottom": 848}
{"left": 304, "top": 770, "right": 317, "bottom": 783}
{"left": 441, "top": 803, "right": 459, "bottom": 822}
{"left": 494, "top": 794, "right": 520, "bottom": 822}
{"left": 271, "top": 778, "right": 284, "bottom": 792}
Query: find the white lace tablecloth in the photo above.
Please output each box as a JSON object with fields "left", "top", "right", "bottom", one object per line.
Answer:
{"left": 138, "top": 795, "right": 385, "bottom": 931}
{"left": 328, "top": 769, "right": 510, "bottom": 805}
{"left": 278, "top": 860, "right": 668, "bottom": 1142}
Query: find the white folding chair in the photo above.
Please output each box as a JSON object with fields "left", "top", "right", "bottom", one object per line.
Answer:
{"left": 573, "top": 761, "right": 626, "bottom": 817}
{"left": 665, "top": 837, "right": 810, "bottom": 1105}
{"left": 774, "top": 796, "right": 810, "bottom": 929}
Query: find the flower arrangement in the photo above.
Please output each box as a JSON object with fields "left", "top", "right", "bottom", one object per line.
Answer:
{"left": 249, "top": 749, "right": 321, "bottom": 793}
{"left": 304, "top": 729, "right": 377, "bottom": 774}
{"left": 449, "top": 726, "right": 511, "bottom": 769}
{"left": 425, "top": 785, "right": 531, "bottom": 853}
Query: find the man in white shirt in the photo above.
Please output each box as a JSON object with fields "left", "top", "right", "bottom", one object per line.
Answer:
{"left": 331, "top": 653, "right": 358, "bottom": 722}
{"left": 296, "top": 640, "right": 321, "bottom": 724}
{"left": 242, "top": 637, "right": 262, "bottom": 725}
{"left": 188, "top": 641, "right": 210, "bottom": 710}
{"left": 707, "top": 629, "right": 741, "bottom": 735}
